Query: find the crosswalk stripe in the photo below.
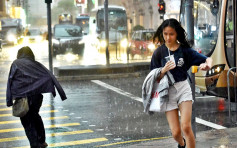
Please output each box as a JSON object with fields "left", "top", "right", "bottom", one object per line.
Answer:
{"left": 14, "top": 138, "right": 108, "bottom": 148}
{"left": 0, "top": 116, "right": 68, "bottom": 125}
{"left": 0, "top": 103, "right": 5, "bottom": 105}
{"left": 0, "top": 123, "right": 80, "bottom": 133}
{"left": 0, "top": 130, "right": 93, "bottom": 142}
{"left": 0, "top": 110, "right": 59, "bottom": 117}
{"left": 0, "top": 97, "right": 5, "bottom": 100}
{"left": 0, "top": 88, "right": 5, "bottom": 90}
{"left": 0, "top": 92, "right": 5, "bottom": 95}
{"left": 0, "top": 104, "right": 51, "bottom": 111}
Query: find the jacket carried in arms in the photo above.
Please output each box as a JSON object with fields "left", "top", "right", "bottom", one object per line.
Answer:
{"left": 142, "top": 68, "right": 173, "bottom": 113}
{"left": 6, "top": 58, "right": 67, "bottom": 107}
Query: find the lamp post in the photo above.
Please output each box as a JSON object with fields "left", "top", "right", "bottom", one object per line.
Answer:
{"left": 45, "top": 0, "right": 53, "bottom": 72}
{"left": 104, "top": 0, "right": 109, "bottom": 66}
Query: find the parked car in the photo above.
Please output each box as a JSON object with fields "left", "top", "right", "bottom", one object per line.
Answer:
{"left": 128, "top": 29, "right": 157, "bottom": 59}
{"left": 52, "top": 24, "right": 84, "bottom": 57}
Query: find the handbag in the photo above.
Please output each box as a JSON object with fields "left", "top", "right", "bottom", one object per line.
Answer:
{"left": 149, "top": 81, "right": 161, "bottom": 112}
{"left": 12, "top": 97, "right": 29, "bottom": 117}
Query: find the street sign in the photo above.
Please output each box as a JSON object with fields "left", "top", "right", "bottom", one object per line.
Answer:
{"left": 76, "top": 0, "right": 85, "bottom": 4}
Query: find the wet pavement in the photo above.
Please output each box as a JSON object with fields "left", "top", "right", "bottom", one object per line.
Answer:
{"left": 125, "top": 127, "right": 237, "bottom": 148}
{"left": 1, "top": 43, "right": 237, "bottom": 147}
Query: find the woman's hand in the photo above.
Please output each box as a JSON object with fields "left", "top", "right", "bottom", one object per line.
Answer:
{"left": 161, "top": 60, "right": 176, "bottom": 73}
{"left": 199, "top": 57, "right": 212, "bottom": 71}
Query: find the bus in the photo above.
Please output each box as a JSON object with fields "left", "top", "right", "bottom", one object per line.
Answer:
{"left": 180, "top": 0, "right": 236, "bottom": 102}
{"left": 89, "top": 5, "right": 128, "bottom": 60}
{"left": 75, "top": 14, "right": 89, "bottom": 35}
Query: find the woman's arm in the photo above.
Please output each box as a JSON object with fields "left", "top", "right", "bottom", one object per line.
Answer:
{"left": 199, "top": 57, "right": 212, "bottom": 71}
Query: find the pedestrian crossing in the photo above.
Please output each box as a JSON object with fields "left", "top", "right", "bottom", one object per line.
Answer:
{"left": 0, "top": 88, "right": 108, "bottom": 147}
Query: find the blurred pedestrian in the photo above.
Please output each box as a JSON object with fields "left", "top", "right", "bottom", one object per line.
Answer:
{"left": 6, "top": 46, "right": 67, "bottom": 148}
{"left": 150, "top": 18, "right": 212, "bottom": 148}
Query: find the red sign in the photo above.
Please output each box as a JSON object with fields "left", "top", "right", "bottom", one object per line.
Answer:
{"left": 76, "top": 0, "right": 85, "bottom": 4}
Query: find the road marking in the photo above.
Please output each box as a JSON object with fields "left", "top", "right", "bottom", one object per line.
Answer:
{"left": 0, "top": 92, "right": 5, "bottom": 95}
{"left": 91, "top": 80, "right": 142, "bottom": 102}
{"left": 0, "top": 97, "right": 5, "bottom": 100}
{"left": 96, "top": 136, "right": 172, "bottom": 147}
{"left": 0, "top": 88, "right": 5, "bottom": 90}
{"left": 0, "top": 104, "right": 51, "bottom": 111}
{"left": 14, "top": 138, "right": 108, "bottom": 148}
{"left": 0, "top": 130, "right": 93, "bottom": 142}
{"left": 196, "top": 118, "right": 226, "bottom": 129}
{"left": 0, "top": 123, "right": 80, "bottom": 133}
{"left": 92, "top": 80, "right": 227, "bottom": 130}
{"left": 0, "top": 110, "right": 59, "bottom": 117}
{"left": 0, "top": 116, "right": 68, "bottom": 124}
{"left": 196, "top": 96, "right": 216, "bottom": 99}
{"left": 0, "top": 103, "right": 5, "bottom": 105}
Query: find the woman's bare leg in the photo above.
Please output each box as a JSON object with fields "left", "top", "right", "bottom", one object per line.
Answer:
{"left": 179, "top": 101, "right": 195, "bottom": 148}
{"left": 166, "top": 109, "right": 185, "bottom": 146}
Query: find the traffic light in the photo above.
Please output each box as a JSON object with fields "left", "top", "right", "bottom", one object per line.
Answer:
{"left": 158, "top": 2, "right": 166, "bottom": 14}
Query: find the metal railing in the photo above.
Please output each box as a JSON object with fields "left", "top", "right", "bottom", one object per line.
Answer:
{"left": 227, "top": 67, "right": 237, "bottom": 121}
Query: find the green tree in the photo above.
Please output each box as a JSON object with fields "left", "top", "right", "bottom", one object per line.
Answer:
{"left": 51, "top": 0, "right": 78, "bottom": 24}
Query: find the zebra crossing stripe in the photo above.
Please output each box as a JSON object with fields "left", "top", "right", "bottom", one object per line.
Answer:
{"left": 0, "top": 130, "right": 93, "bottom": 142}
{"left": 0, "top": 110, "right": 59, "bottom": 117}
{"left": 0, "top": 97, "right": 5, "bottom": 100}
{"left": 0, "top": 123, "right": 80, "bottom": 133}
{"left": 0, "top": 92, "right": 5, "bottom": 95}
{"left": 14, "top": 138, "right": 108, "bottom": 148}
{"left": 0, "top": 116, "right": 68, "bottom": 125}
{"left": 0, "top": 104, "right": 51, "bottom": 111}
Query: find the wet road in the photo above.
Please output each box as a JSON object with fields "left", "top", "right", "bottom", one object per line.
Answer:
{"left": 0, "top": 42, "right": 236, "bottom": 147}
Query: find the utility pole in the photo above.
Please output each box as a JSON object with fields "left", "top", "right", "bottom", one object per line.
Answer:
{"left": 104, "top": 0, "right": 109, "bottom": 66}
{"left": 185, "top": 0, "right": 196, "bottom": 137}
{"left": 45, "top": 0, "right": 53, "bottom": 72}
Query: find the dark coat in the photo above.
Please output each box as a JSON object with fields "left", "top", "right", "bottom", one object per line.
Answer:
{"left": 6, "top": 58, "right": 67, "bottom": 107}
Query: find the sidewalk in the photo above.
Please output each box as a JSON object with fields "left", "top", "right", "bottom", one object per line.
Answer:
{"left": 54, "top": 62, "right": 150, "bottom": 80}
{"left": 125, "top": 127, "right": 237, "bottom": 148}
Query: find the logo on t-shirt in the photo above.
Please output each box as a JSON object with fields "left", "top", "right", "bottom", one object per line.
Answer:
{"left": 177, "top": 58, "right": 184, "bottom": 67}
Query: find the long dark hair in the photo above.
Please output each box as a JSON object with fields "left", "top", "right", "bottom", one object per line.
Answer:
{"left": 17, "top": 46, "right": 35, "bottom": 61}
{"left": 153, "top": 18, "right": 191, "bottom": 48}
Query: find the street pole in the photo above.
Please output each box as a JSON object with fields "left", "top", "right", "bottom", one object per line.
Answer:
{"left": 185, "top": 0, "right": 196, "bottom": 137}
{"left": 45, "top": 0, "right": 53, "bottom": 72}
{"left": 104, "top": 0, "right": 110, "bottom": 66}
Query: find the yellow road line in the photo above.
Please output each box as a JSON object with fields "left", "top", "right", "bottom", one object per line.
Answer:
{"left": 0, "top": 123, "right": 80, "bottom": 133}
{"left": 0, "top": 129, "right": 93, "bottom": 142}
{"left": 0, "top": 104, "right": 51, "bottom": 111}
{"left": 0, "top": 103, "right": 5, "bottom": 105}
{"left": 0, "top": 110, "right": 59, "bottom": 117}
{"left": 96, "top": 136, "right": 172, "bottom": 147}
{"left": 0, "top": 97, "right": 5, "bottom": 100}
{"left": 0, "top": 116, "right": 68, "bottom": 124}
{"left": 0, "top": 88, "right": 6, "bottom": 90}
{"left": 0, "top": 92, "right": 5, "bottom": 95}
{"left": 14, "top": 137, "right": 108, "bottom": 148}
